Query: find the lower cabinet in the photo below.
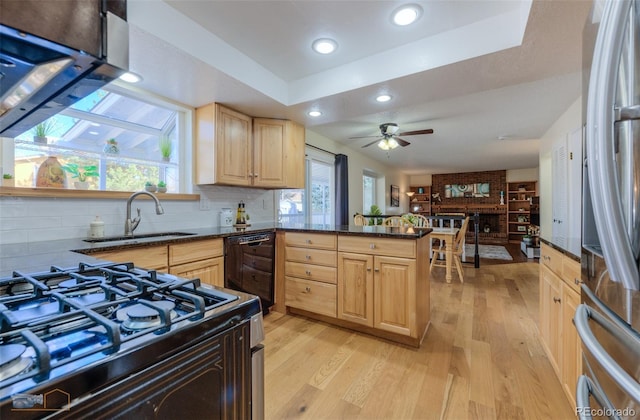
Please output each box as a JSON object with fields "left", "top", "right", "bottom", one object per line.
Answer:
{"left": 285, "top": 277, "right": 337, "bottom": 317}
{"left": 538, "top": 243, "right": 582, "bottom": 410}
{"left": 90, "top": 245, "right": 169, "bottom": 272}
{"left": 337, "top": 252, "right": 373, "bottom": 326}
{"left": 169, "top": 256, "right": 224, "bottom": 288}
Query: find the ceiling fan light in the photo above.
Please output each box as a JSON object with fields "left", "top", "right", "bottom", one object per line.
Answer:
{"left": 392, "top": 4, "right": 422, "bottom": 26}
{"left": 378, "top": 139, "right": 390, "bottom": 150}
{"left": 388, "top": 138, "right": 399, "bottom": 149}
{"left": 312, "top": 38, "right": 338, "bottom": 54}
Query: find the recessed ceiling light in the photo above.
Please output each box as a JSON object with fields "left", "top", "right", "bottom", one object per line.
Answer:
{"left": 308, "top": 110, "right": 322, "bottom": 117}
{"left": 119, "top": 71, "right": 143, "bottom": 83}
{"left": 312, "top": 38, "right": 338, "bottom": 54}
{"left": 88, "top": 130, "right": 99, "bottom": 135}
{"left": 376, "top": 94, "right": 392, "bottom": 103}
{"left": 392, "top": 4, "right": 423, "bottom": 26}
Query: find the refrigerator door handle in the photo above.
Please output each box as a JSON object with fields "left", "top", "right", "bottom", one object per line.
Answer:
{"left": 574, "top": 304, "right": 640, "bottom": 404}
{"left": 576, "top": 375, "right": 620, "bottom": 420}
{"left": 615, "top": 105, "right": 640, "bottom": 122}
{"left": 586, "top": 0, "right": 639, "bottom": 290}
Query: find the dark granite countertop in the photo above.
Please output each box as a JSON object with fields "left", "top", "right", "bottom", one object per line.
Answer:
{"left": 540, "top": 237, "right": 581, "bottom": 262}
{"left": 0, "top": 223, "right": 431, "bottom": 276}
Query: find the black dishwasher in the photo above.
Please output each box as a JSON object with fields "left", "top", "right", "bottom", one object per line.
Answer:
{"left": 225, "top": 232, "right": 275, "bottom": 314}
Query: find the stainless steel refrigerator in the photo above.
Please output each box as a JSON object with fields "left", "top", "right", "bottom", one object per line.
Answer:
{"left": 580, "top": 0, "right": 640, "bottom": 418}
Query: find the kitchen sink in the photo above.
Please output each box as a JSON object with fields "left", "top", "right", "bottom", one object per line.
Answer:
{"left": 83, "top": 232, "right": 196, "bottom": 243}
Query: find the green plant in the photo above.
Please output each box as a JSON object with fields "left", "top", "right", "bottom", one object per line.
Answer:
{"left": 159, "top": 136, "right": 172, "bottom": 159}
{"left": 157, "top": 181, "right": 166, "bottom": 188}
{"left": 368, "top": 204, "right": 383, "bottom": 225}
{"left": 3, "top": 174, "right": 13, "bottom": 179}
{"left": 32, "top": 120, "right": 56, "bottom": 137}
{"left": 145, "top": 181, "right": 156, "bottom": 187}
{"left": 62, "top": 164, "right": 99, "bottom": 182}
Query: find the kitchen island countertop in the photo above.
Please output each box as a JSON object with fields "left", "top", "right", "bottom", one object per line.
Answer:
{"left": 0, "top": 223, "right": 431, "bottom": 276}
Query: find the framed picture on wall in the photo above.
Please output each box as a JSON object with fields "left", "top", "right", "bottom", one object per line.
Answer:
{"left": 391, "top": 185, "right": 399, "bottom": 207}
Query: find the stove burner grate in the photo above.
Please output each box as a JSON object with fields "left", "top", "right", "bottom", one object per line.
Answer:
{"left": 118, "top": 300, "right": 177, "bottom": 331}
{"left": 0, "top": 344, "right": 33, "bottom": 381}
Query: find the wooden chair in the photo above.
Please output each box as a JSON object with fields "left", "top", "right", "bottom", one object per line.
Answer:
{"left": 354, "top": 214, "right": 367, "bottom": 226}
{"left": 435, "top": 212, "right": 466, "bottom": 228}
{"left": 382, "top": 216, "right": 413, "bottom": 227}
{"left": 430, "top": 216, "right": 470, "bottom": 282}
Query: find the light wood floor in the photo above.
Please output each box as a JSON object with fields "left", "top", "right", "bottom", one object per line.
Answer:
{"left": 263, "top": 260, "right": 574, "bottom": 419}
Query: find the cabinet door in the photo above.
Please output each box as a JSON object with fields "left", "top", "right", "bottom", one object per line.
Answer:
{"left": 169, "top": 257, "right": 224, "bottom": 287}
{"left": 337, "top": 252, "right": 374, "bottom": 327}
{"left": 216, "top": 104, "right": 252, "bottom": 186}
{"left": 91, "top": 245, "right": 168, "bottom": 272}
{"left": 561, "top": 284, "right": 581, "bottom": 410}
{"left": 373, "top": 256, "right": 416, "bottom": 336}
{"left": 253, "top": 119, "right": 286, "bottom": 188}
{"left": 539, "top": 264, "right": 562, "bottom": 375}
{"left": 552, "top": 137, "right": 568, "bottom": 249}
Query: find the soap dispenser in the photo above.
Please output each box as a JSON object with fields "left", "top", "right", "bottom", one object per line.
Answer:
{"left": 89, "top": 216, "right": 105, "bottom": 238}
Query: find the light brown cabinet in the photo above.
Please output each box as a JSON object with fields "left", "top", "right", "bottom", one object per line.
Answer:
{"left": 285, "top": 233, "right": 337, "bottom": 317}
{"left": 90, "top": 245, "right": 169, "bottom": 272}
{"left": 338, "top": 236, "right": 418, "bottom": 338}
{"left": 538, "top": 242, "right": 582, "bottom": 410}
{"left": 169, "top": 239, "right": 224, "bottom": 287}
{"left": 196, "top": 103, "right": 305, "bottom": 188}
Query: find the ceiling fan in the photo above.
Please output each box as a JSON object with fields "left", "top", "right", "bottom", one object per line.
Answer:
{"left": 349, "top": 123, "right": 434, "bottom": 150}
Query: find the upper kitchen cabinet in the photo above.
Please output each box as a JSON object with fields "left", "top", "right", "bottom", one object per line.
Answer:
{"left": 195, "top": 103, "right": 305, "bottom": 188}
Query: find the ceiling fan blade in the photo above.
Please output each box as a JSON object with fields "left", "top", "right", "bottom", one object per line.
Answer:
{"left": 397, "top": 129, "right": 434, "bottom": 136}
{"left": 362, "top": 139, "right": 382, "bottom": 148}
{"left": 349, "top": 134, "right": 379, "bottom": 139}
{"left": 394, "top": 137, "right": 411, "bottom": 147}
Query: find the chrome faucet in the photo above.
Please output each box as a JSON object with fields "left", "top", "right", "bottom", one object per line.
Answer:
{"left": 125, "top": 191, "right": 164, "bottom": 236}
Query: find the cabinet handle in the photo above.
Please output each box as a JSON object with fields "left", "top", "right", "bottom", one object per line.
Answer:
{"left": 374, "top": 268, "right": 380, "bottom": 272}
{"left": 575, "top": 278, "right": 582, "bottom": 285}
{"left": 367, "top": 267, "right": 372, "bottom": 272}
{"left": 305, "top": 270, "right": 311, "bottom": 276}
{"left": 306, "top": 239, "right": 312, "bottom": 244}
{"left": 369, "top": 243, "right": 376, "bottom": 249}
{"left": 305, "top": 255, "right": 311, "bottom": 260}
{"left": 553, "top": 297, "right": 561, "bottom": 303}
{"left": 303, "top": 286, "right": 311, "bottom": 293}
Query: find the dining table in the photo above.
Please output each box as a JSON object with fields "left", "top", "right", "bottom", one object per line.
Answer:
{"left": 429, "top": 226, "right": 460, "bottom": 283}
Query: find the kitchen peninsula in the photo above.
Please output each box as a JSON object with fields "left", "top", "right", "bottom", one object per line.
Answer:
{"left": 0, "top": 223, "right": 432, "bottom": 348}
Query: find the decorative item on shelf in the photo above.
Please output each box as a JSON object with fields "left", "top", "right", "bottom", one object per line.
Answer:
{"left": 62, "top": 163, "right": 99, "bottom": 190}
{"left": 157, "top": 181, "right": 167, "bottom": 193}
{"left": 144, "top": 181, "right": 157, "bottom": 192}
{"left": 418, "top": 187, "right": 424, "bottom": 194}
{"left": 103, "top": 138, "right": 120, "bottom": 155}
{"left": 32, "top": 120, "right": 55, "bottom": 144}
{"left": 2, "top": 174, "right": 14, "bottom": 187}
{"left": 517, "top": 214, "right": 529, "bottom": 223}
{"left": 159, "top": 135, "right": 172, "bottom": 162}
{"left": 500, "top": 190, "right": 504, "bottom": 205}
{"left": 517, "top": 225, "right": 527, "bottom": 232}
{"left": 36, "top": 156, "right": 66, "bottom": 188}
{"left": 518, "top": 184, "right": 526, "bottom": 191}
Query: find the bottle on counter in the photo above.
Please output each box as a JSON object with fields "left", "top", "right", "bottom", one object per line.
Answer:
{"left": 89, "top": 216, "right": 105, "bottom": 238}
{"left": 235, "top": 201, "right": 246, "bottom": 225}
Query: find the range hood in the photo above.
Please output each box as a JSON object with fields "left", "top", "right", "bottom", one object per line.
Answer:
{"left": 0, "top": 0, "right": 129, "bottom": 138}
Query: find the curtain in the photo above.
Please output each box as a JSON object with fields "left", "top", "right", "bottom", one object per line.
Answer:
{"left": 335, "top": 154, "right": 349, "bottom": 225}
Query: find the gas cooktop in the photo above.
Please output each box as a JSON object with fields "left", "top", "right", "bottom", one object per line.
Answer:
{"left": 0, "top": 261, "right": 254, "bottom": 403}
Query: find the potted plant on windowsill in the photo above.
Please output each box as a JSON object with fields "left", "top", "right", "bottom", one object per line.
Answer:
{"left": 145, "top": 181, "right": 157, "bottom": 192}
{"left": 159, "top": 135, "right": 172, "bottom": 162}
{"left": 62, "top": 164, "right": 99, "bottom": 189}
{"left": 2, "top": 174, "right": 14, "bottom": 187}
{"left": 157, "top": 181, "right": 167, "bottom": 193}
{"left": 32, "top": 120, "right": 55, "bottom": 144}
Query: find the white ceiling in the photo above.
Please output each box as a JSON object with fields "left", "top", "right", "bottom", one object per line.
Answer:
{"left": 126, "top": 0, "right": 593, "bottom": 175}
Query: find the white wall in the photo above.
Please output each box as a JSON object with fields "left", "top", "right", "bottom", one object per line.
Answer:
{"left": 305, "top": 130, "right": 410, "bottom": 215}
{"left": 506, "top": 168, "right": 539, "bottom": 183}
{"left": 538, "top": 97, "right": 582, "bottom": 242}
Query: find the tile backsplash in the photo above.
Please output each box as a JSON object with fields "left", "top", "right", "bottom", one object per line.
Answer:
{"left": 0, "top": 185, "right": 277, "bottom": 245}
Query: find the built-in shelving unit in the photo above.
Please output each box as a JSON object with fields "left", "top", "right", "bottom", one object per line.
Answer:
{"left": 507, "top": 181, "right": 538, "bottom": 242}
{"left": 408, "top": 186, "right": 431, "bottom": 215}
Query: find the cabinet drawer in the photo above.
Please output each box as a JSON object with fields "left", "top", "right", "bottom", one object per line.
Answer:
{"left": 338, "top": 236, "right": 416, "bottom": 258}
{"left": 285, "top": 261, "right": 337, "bottom": 284}
{"left": 540, "top": 243, "right": 563, "bottom": 275}
{"left": 285, "top": 247, "right": 336, "bottom": 267}
{"left": 285, "top": 233, "right": 336, "bottom": 250}
{"left": 169, "top": 239, "right": 223, "bottom": 266}
{"left": 562, "top": 256, "right": 582, "bottom": 294}
{"left": 285, "top": 277, "right": 337, "bottom": 317}
{"left": 92, "top": 245, "right": 168, "bottom": 271}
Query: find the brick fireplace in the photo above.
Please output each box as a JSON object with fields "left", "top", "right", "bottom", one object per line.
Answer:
{"left": 431, "top": 170, "right": 507, "bottom": 244}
